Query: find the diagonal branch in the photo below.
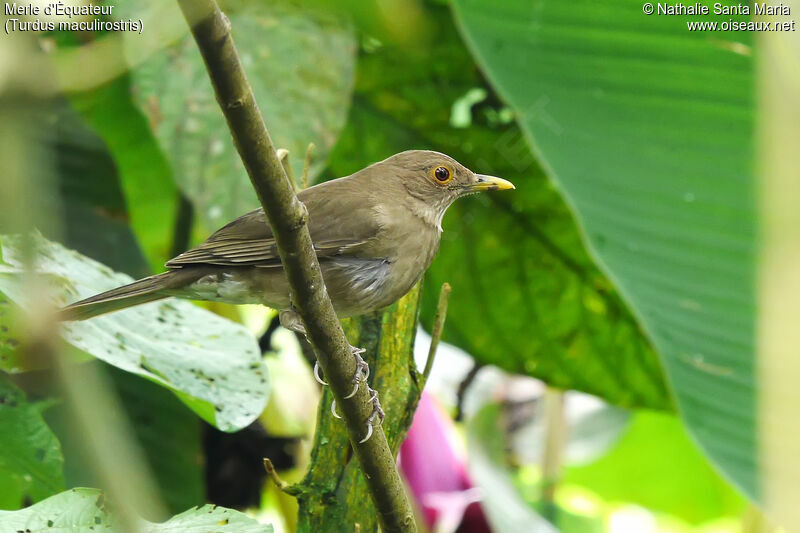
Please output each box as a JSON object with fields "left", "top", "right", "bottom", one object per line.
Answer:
{"left": 175, "top": 2, "right": 416, "bottom": 531}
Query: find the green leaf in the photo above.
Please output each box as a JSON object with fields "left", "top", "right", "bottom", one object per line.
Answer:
{"left": 452, "top": 0, "right": 756, "bottom": 496}
{"left": 0, "top": 487, "right": 273, "bottom": 532}
{"left": 0, "top": 233, "right": 268, "bottom": 432}
{"left": 50, "top": 100, "right": 152, "bottom": 279}
{"left": 128, "top": 1, "right": 356, "bottom": 231}
{"left": 69, "top": 77, "right": 179, "bottom": 271}
{"left": 0, "top": 294, "right": 24, "bottom": 373}
{"left": 0, "top": 375, "right": 64, "bottom": 509}
{"left": 324, "top": 2, "right": 670, "bottom": 409}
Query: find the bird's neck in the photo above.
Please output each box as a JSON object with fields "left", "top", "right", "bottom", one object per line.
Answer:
{"left": 403, "top": 190, "right": 451, "bottom": 233}
{"left": 400, "top": 183, "right": 453, "bottom": 233}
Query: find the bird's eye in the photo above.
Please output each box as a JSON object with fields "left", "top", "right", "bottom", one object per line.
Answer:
{"left": 433, "top": 166, "right": 451, "bottom": 183}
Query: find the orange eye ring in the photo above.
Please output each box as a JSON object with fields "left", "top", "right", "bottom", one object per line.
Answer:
{"left": 432, "top": 166, "right": 452, "bottom": 184}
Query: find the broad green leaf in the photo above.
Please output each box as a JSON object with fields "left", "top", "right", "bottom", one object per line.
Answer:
{"left": 0, "top": 233, "right": 269, "bottom": 432}
{"left": 128, "top": 1, "right": 356, "bottom": 231}
{"left": 0, "top": 487, "right": 273, "bottom": 532}
{"left": 452, "top": 0, "right": 756, "bottom": 499}
{"left": 0, "top": 375, "right": 64, "bottom": 509}
{"left": 324, "top": 2, "right": 670, "bottom": 409}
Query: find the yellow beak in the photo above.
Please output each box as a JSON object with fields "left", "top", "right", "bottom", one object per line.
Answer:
{"left": 467, "top": 174, "right": 516, "bottom": 192}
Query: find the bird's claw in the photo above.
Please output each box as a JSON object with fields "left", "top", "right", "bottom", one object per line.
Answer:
{"left": 313, "top": 361, "right": 328, "bottom": 386}
{"left": 346, "top": 346, "right": 370, "bottom": 398}
{"left": 331, "top": 386, "right": 384, "bottom": 443}
{"left": 320, "top": 344, "right": 381, "bottom": 439}
{"left": 312, "top": 345, "right": 369, "bottom": 394}
{"left": 358, "top": 387, "right": 385, "bottom": 444}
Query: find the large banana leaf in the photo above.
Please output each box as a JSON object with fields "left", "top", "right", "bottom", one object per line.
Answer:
{"left": 451, "top": 0, "right": 765, "bottom": 508}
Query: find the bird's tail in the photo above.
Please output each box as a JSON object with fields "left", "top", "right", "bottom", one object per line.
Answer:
{"left": 59, "top": 270, "right": 198, "bottom": 321}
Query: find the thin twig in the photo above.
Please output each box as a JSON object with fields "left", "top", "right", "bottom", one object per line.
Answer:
{"left": 263, "top": 458, "right": 289, "bottom": 491}
{"left": 302, "top": 142, "right": 315, "bottom": 190}
{"left": 175, "top": 2, "right": 416, "bottom": 531}
{"left": 454, "top": 361, "right": 483, "bottom": 422}
{"left": 276, "top": 148, "right": 297, "bottom": 192}
{"left": 423, "top": 282, "right": 451, "bottom": 382}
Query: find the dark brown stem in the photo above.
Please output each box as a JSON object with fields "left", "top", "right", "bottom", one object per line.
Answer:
{"left": 175, "top": 2, "right": 416, "bottom": 531}
{"left": 454, "top": 362, "right": 483, "bottom": 422}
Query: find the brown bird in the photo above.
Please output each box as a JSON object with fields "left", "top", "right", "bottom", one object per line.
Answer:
{"left": 61, "top": 150, "right": 514, "bottom": 438}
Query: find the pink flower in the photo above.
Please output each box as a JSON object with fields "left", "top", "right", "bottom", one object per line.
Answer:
{"left": 399, "top": 392, "right": 491, "bottom": 533}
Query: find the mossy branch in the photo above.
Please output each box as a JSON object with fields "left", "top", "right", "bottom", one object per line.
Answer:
{"left": 175, "top": 1, "right": 416, "bottom": 531}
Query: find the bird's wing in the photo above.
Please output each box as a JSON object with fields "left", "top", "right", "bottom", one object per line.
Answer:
{"left": 166, "top": 178, "right": 381, "bottom": 269}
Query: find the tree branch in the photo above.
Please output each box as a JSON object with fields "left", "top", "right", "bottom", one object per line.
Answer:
{"left": 175, "top": 2, "right": 416, "bottom": 531}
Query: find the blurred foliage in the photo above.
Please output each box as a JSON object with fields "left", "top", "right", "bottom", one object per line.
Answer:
{"left": 470, "top": 400, "right": 745, "bottom": 532}
{"left": 468, "top": 403, "right": 559, "bottom": 533}
{"left": 562, "top": 411, "right": 745, "bottom": 524}
{"left": 0, "top": 0, "right": 769, "bottom": 530}
{"left": 0, "top": 487, "right": 273, "bottom": 532}
{"left": 0, "top": 375, "right": 64, "bottom": 509}
{"left": 69, "top": 77, "right": 179, "bottom": 271}
{"left": 124, "top": 0, "right": 356, "bottom": 233}
{"left": 324, "top": 1, "right": 670, "bottom": 410}
{"left": 452, "top": 0, "right": 756, "bottom": 500}
{"left": 48, "top": 99, "right": 154, "bottom": 277}
{"left": 44, "top": 364, "right": 205, "bottom": 515}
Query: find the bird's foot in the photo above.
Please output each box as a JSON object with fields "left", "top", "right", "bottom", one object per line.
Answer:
{"left": 359, "top": 386, "right": 385, "bottom": 443}
{"left": 330, "top": 385, "right": 385, "bottom": 443}
{"left": 345, "top": 346, "right": 369, "bottom": 398}
{"left": 313, "top": 344, "right": 370, "bottom": 397}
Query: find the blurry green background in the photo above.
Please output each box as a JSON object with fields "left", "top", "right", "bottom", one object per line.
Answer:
{"left": 1, "top": 0, "right": 798, "bottom": 531}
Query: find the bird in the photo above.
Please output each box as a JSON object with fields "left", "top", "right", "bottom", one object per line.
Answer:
{"left": 61, "top": 150, "right": 514, "bottom": 440}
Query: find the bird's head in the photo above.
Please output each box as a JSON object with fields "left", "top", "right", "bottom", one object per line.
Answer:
{"left": 372, "top": 150, "right": 515, "bottom": 210}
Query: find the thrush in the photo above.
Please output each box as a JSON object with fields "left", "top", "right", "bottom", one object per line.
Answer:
{"left": 61, "top": 150, "right": 514, "bottom": 439}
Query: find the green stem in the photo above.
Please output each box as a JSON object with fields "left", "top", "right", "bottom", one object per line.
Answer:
{"left": 540, "top": 387, "right": 566, "bottom": 523}
{"left": 175, "top": 2, "right": 416, "bottom": 531}
{"left": 423, "top": 282, "right": 451, "bottom": 383}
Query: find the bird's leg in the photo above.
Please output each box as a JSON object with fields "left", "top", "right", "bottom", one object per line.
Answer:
{"left": 279, "top": 308, "right": 382, "bottom": 443}
{"left": 279, "top": 308, "right": 371, "bottom": 400}
{"left": 279, "top": 310, "right": 329, "bottom": 384}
